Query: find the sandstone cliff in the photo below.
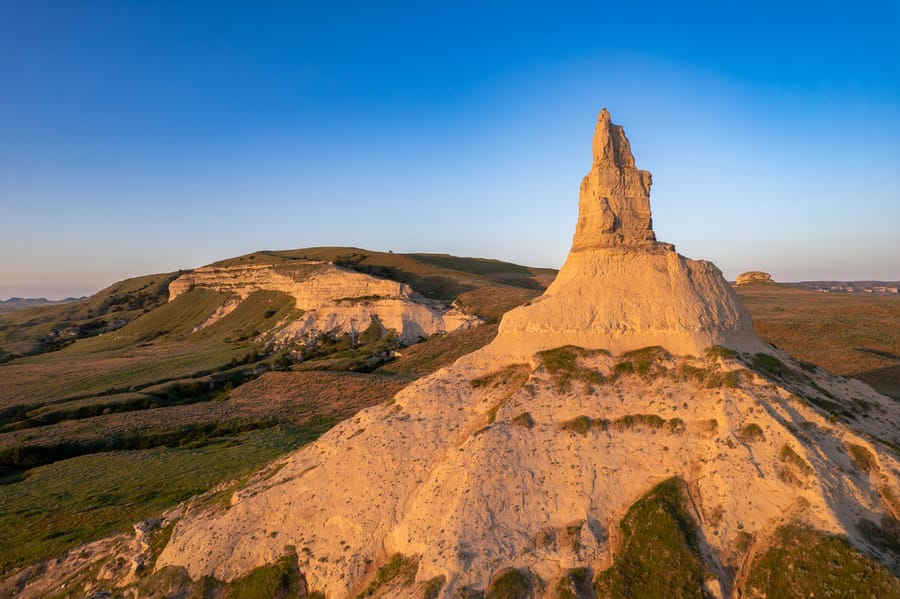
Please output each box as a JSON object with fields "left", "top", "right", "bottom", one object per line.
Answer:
{"left": 736, "top": 271, "right": 775, "bottom": 285}
{"left": 167, "top": 261, "right": 479, "bottom": 345}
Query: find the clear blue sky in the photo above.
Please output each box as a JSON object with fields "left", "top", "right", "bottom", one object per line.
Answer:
{"left": 1, "top": 1, "right": 898, "bottom": 298}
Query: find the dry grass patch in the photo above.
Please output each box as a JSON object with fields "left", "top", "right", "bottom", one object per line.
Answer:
{"left": 737, "top": 423, "right": 765, "bottom": 443}
{"left": 846, "top": 442, "right": 878, "bottom": 473}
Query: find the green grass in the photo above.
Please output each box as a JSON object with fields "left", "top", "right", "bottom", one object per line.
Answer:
{"left": 614, "top": 346, "right": 670, "bottom": 378}
{"left": 736, "top": 284, "right": 900, "bottom": 400}
{"left": 749, "top": 353, "right": 790, "bottom": 378}
{"left": 593, "top": 477, "right": 707, "bottom": 599}
{"left": 84, "top": 287, "right": 230, "bottom": 349}
{"left": 676, "top": 363, "right": 741, "bottom": 389}
{"left": 0, "top": 424, "right": 320, "bottom": 576}
{"left": 229, "top": 550, "right": 305, "bottom": 599}
{"left": 538, "top": 346, "right": 604, "bottom": 391}
{"left": 0, "top": 271, "right": 178, "bottom": 357}
{"left": 376, "top": 324, "right": 499, "bottom": 378}
{"left": 486, "top": 567, "right": 531, "bottom": 599}
{"left": 195, "top": 289, "right": 297, "bottom": 342}
{"left": 744, "top": 525, "right": 900, "bottom": 598}
{"left": 355, "top": 553, "right": 419, "bottom": 598}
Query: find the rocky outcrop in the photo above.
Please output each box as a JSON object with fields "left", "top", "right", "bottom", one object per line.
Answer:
{"left": 736, "top": 271, "right": 774, "bottom": 285}
{"left": 154, "top": 350, "right": 899, "bottom": 598}
{"left": 491, "top": 109, "right": 764, "bottom": 359}
{"left": 168, "top": 262, "right": 480, "bottom": 345}
{"left": 572, "top": 108, "right": 656, "bottom": 251}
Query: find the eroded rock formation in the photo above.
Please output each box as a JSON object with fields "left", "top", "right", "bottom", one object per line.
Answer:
{"left": 492, "top": 109, "right": 764, "bottom": 359}
{"left": 736, "top": 271, "right": 775, "bottom": 285}
{"left": 167, "top": 261, "right": 479, "bottom": 345}
{"left": 572, "top": 108, "right": 656, "bottom": 250}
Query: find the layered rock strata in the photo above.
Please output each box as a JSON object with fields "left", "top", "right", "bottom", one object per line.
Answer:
{"left": 168, "top": 262, "right": 479, "bottom": 345}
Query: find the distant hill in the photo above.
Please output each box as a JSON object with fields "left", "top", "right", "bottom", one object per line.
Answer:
{"left": 0, "top": 296, "right": 85, "bottom": 313}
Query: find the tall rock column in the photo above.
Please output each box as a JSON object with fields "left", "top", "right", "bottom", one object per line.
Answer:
{"left": 572, "top": 108, "right": 656, "bottom": 250}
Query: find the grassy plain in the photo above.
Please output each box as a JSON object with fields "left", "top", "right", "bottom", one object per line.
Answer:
{"left": 737, "top": 284, "right": 900, "bottom": 399}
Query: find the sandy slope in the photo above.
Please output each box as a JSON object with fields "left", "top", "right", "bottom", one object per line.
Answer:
{"left": 154, "top": 346, "right": 899, "bottom": 597}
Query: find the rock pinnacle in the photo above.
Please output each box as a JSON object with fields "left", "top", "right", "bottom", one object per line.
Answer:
{"left": 572, "top": 108, "right": 656, "bottom": 250}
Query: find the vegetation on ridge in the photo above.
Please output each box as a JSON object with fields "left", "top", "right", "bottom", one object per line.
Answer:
{"left": 593, "top": 477, "right": 708, "bottom": 598}
{"left": 355, "top": 553, "right": 418, "bottom": 598}
{"left": 486, "top": 567, "right": 531, "bottom": 599}
{"left": 744, "top": 524, "right": 900, "bottom": 598}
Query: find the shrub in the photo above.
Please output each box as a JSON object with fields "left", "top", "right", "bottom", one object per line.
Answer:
{"left": 560, "top": 415, "right": 593, "bottom": 435}
{"left": 846, "top": 443, "right": 878, "bottom": 473}
{"left": 613, "top": 414, "right": 666, "bottom": 430}
{"left": 564, "top": 521, "right": 584, "bottom": 553}
{"left": 666, "top": 418, "right": 686, "bottom": 434}
{"left": 613, "top": 360, "right": 634, "bottom": 376}
{"left": 591, "top": 417, "right": 611, "bottom": 431}
{"left": 355, "top": 553, "right": 418, "bottom": 598}
{"left": 736, "top": 423, "right": 765, "bottom": 443}
{"left": 486, "top": 567, "right": 531, "bottom": 599}
{"left": 778, "top": 443, "right": 813, "bottom": 479}
{"left": 422, "top": 575, "right": 446, "bottom": 599}
{"left": 735, "top": 531, "right": 753, "bottom": 553}
{"left": 511, "top": 412, "right": 535, "bottom": 428}
{"left": 538, "top": 346, "right": 604, "bottom": 391}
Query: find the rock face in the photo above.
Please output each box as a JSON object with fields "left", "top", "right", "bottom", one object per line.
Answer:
{"left": 736, "top": 271, "right": 774, "bottom": 285}
{"left": 572, "top": 108, "right": 656, "bottom": 250}
{"left": 492, "top": 109, "right": 764, "bottom": 360}
{"left": 167, "top": 262, "right": 480, "bottom": 345}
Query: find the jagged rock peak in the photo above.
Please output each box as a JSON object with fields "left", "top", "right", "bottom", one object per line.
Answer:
{"left": 573, "top": 108, "right": 657, "bottom": 251}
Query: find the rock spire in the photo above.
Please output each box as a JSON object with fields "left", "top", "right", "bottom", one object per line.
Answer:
{"left": 493, "top": 108, "right": 765, "bottom": 358}
{"left": 572, "top": 108, "right": 656, "bottom": 250}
